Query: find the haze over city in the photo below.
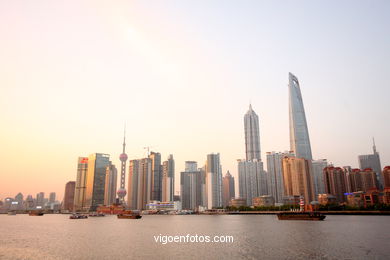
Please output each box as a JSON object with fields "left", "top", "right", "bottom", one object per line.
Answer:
{"left": 1, "top": 1, "right": 389, "bottom": 200}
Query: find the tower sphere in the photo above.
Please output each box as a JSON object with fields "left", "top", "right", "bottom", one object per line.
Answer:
{"left": 117, "top": 188, "right": 127, "bottom": 198}
{"left": 119, "top": 153, "right": 128, "bottom": 162}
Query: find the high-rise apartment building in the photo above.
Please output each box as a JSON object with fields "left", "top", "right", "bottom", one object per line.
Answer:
{"left": 266, "top": 151, "right": 294, "bottom": 203}
{"left": 383, "top": 166, "right": 390, "bottom": 188}
{"left": 162, "top": 155, "right": 175, "bottom": 202}
{"left": 84, "top": 153, "right": 110, "bottom": 211}
{"left": 73, "top": 157, "right": 88, "bottom": 211}
{"left": 205, "top": 153, "right": 222, "bottom": 209}
{"left": 358, "top": 139, "right": 383, "bottom": 189}
{"left": 288, "top": 72, "right": 313, "bottom": 160}
{"left": 244, "top": 104, "right": 261, "bottom": 161}
{"left": 128, "top": 158, "right": 152, "bottom": 210}
{"left": 62, "top": 181, "right": 75, "bottom": 212}
{"left": 323, "top": 167, "right": 347, "bottom": 203}
{"left": 312, "top": 159, "right": 328, "bottom": 198}
{"left": 349, "top": 168, "right": 377, "bottom": 192}
{"left": 222, "top": 171, "right": 235, "bottom": 207}
{"left": 282, "top": 156, "right": 315, "bottom": 204}
{"left": 104, "top": 162, "right": 117, "bottom": 206}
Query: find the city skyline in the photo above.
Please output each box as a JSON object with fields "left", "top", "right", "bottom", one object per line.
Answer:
{"left": 1, "top": 1, "right": 390, "bottom": 200}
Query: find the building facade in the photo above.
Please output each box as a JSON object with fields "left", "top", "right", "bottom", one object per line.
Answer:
{"left": 349, "top": 168, "right": 377, "bottom": 192}
{"left": 238, "top": 160, "right": 268, "bottom": 206}
{"left": 162, "top": 155, "right": 175, "bottom": 202}
{"left": 312, "top": 159, "right": 328, "bottom": 198}
{"left": 128, "top": 158, "right": 152, "bottom": 210}
{"left": 180, "top": 161, "right": 204, "bottom": 210}
{"left": 358, "top": 139, "right": 383, "bottom": 189}
{"left": 244, "top": 104, "right": 261, "bottom": 161}
{"left": 383, "top": 166, "right": 390, "bottom": 188}
{"left": 149, "top": 152, "right": 162, "bottom": 202}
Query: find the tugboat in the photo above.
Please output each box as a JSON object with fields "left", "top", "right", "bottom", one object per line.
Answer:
{"left": 117, "top": 210, "right": 142, "bottom": 219}
{"left": 277, "top": 197, "right": 326, "bottom": 221}
{"left": 69, "top": 213, "right": 88, "bottom": 219}
{"left": 29, "top": 210, "right": 44, "bottom": 216}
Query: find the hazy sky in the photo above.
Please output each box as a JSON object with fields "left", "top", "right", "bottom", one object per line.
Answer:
{"left": 1, "top": 1, "right": 389, "bottom": 201}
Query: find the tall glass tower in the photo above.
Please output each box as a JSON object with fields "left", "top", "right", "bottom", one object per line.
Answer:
{"left": 288, "top": 72, "right": 313, "bottom": 160}
{"left": 244, "top": 104, "right": 261, "bottom": 161}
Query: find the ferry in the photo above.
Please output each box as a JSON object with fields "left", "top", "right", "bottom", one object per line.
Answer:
{"left": 277, "top": 196, "right": 326, "bottom": 221}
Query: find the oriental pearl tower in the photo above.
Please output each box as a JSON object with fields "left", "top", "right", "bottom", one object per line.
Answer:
{"left": 117, "top": 127, "right": 127, "bottom": 204}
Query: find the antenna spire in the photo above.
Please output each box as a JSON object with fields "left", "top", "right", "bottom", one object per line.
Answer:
{"left": 373, "top": 137, "right": 377, "bottom": 154}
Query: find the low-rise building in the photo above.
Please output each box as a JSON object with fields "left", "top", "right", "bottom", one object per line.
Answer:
{"left": 253, "top": 195, "right": 275, "bottom": 207}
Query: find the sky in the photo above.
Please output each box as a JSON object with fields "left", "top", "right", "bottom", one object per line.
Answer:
{"left": 1, "top": 1, "right": 389, "bottom": 201}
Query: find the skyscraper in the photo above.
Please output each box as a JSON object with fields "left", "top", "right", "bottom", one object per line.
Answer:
{"left": 205, "top": 153, "right": 222, "bottom": 209}
{"left": 180, "top": 161, "right": 203, "bottom": 210}
{"left": 118, "top": 128, "right": 128, "bottom": 203}
{"left": 238, "top": 160, "right": 267, "bottom": 206}
{"left": 266, "top": 151, "right": 294, "bottom": 204}
{"left": 239, "top": 104, "right": 267, "bottom": 206}
{"left": 62, "top": 181, "right": 75, "bottom": 212}
{"left": 349, "top": 168, "right": 377, "bottom": 192}
{"left": 162, "top": 155, "right": 175, "bottom": 202}
{"left": 104, "top": 162, "right": 117, "bottom": 206}
{"left": 149, "top": 152, "right": 162, "bottom": 201}
{"left": 36, "top": 192, "right": 45, "bottom": 207}
{"left": 282, "top": 156, "right": 315, "bottom": 204}
{"left": 49, "top": 192, "right": 56, "bottom": 203}
{"left": 288, "top": 72, "right": 313, "bottom": 160}
{"left": 73, "top": 157, "right": 88, "bottom": 211}
{"left": 358, "top": 139, "right": 383, "bottom": 189}
{"left": 244, "top": 104, "right": 261, "bottom": 161}
{"left": 84, "top": 153, "right": 110, "bottom": 211}
{"left": 222, "top": 171, "right": 235, "bottom": 207}
{"left": 312, "top": 159, "right": 328, "bottom": 198}
{"left": 128, "top": 158, "right": 152, "bottom": 210}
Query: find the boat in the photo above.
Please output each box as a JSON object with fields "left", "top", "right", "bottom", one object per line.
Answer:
{"left": 277, "top": 196, "right": 326, "bottom": 221}
{"left": 7, "top": 211, "right": 16, "bottom": 215}
{"left": 117, "top": 210, "right": 142, "bottom": 219}
{"left": 29, "top": 211, "right": 44, "bottom": 216}
{"left": 277, "top": 211, "right": 326, "bottom": 221}
{"left": 69, "top": 213, "right": 88, "bottom": 219}
{"left": 88, "top": 212, "right": 105, "bottom": 217}
{"left": 117, "top": 214, "right": 142, "bottom": 219}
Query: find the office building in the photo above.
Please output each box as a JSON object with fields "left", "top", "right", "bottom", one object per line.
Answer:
{"left": 49, "top": 192, "right": 56, "bottom": 203}
{"left": 244, "top": 104, "right": 261, "bottom": 161}
{"left": 288, "top": 72, "right": 313, "bottom": 160}
{"left": 36, "top": 192, "right": 45, "bottom": 207}
{"left": 84, "top": 153, "right": 110, "bottom": 211}
{"left": 282, "top": 156, "right": 315, "bottom": 204}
